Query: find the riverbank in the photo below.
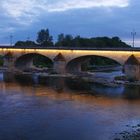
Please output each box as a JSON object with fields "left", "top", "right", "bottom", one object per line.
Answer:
{"left": 1, "top": 67, "right": 140, "bottom": 87}
{"left": 14, "top": 72, "right": 120, "bottom": 87}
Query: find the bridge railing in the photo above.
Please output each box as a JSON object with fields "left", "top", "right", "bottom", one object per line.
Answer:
{"left": 0, "top": 46, "right": 140, "bottom": 51}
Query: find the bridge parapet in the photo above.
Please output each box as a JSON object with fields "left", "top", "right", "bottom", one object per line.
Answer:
{"left": 0, "top": 46, "right": 140, "bottom": 51}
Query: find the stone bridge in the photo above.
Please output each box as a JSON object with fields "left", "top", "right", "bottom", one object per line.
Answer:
{"left": 0, "top": 47, "right": 140, "bottom": 73}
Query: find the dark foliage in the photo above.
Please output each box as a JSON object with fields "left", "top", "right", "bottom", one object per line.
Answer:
{"left": 15, "top": 41, "right": 37, "bottom": 47}
{"left": 14, "top": 28, "right": 131, "bottom": 48}
{"left": 81, "top": 56, "right": 120, "bottom": 71}
{"left": 55, "top": 35, "right": 131, "bottom": 48}
{"left": 33, "top": 55, "right": 53, "bottom": 68}
{"left": 36, "top": 29, "right": 54, "bottom": 46}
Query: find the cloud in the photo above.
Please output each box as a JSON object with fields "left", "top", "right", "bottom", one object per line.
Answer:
{"left": 1, "top": 0, "right": 42, "bottom": 25}
{"left": 47, "top": 0, "right": 129, "bottom": 12}
{"left": 0, "top": 0, "right": 130, "bottom": 25}
{"left": 1, "top": 0, "right": 136, "bottom": 45}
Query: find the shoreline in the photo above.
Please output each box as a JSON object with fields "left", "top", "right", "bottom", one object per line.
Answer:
{"left": 1, "top": 68, "right": 140, "bottom": 87}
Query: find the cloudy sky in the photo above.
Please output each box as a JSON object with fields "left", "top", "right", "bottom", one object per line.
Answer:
{"left": 0, "top": 0, "right": 140, "bottom": 46}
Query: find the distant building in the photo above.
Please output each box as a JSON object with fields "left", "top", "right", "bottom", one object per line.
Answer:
{"left": 124, "top": 55, "right": 140, "bottom": 80}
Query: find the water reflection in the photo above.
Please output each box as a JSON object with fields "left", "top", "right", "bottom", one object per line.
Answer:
{"left": 2, "top": 72, "right": 140, "bottom": 99}
{"left": 0, "top": 72, "right": 140, "bottom": 140}
{"left": 123, "top": 85, "right": 140, "bottom": 99}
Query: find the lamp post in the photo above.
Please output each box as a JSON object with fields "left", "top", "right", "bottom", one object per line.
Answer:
{"left": 10, "top": 34, "right": 13, "bottom": 46}
{"left": 131, "top": 30, "right": 136, "bottom": 48}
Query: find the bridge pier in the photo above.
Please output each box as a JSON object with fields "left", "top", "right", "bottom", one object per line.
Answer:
{"left": 4, "top": 52, "right": 16, "bottom": 72}
{"left": 124, "top": 55, "right": 140, "bottom": 80}
{"left": 53, "top": 53, "right": 66, "bottom": 74}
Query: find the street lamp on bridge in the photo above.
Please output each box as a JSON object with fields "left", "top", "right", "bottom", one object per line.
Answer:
{"left": 131, "top": 30, "right": 136, "bottom": 48}
{"left": 10, "top": 34, "right": 13, "bottom": 46}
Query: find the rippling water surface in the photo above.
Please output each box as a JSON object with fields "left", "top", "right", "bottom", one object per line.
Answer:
{"left": 0, "top": 72, "right": 140, "bottom": 140}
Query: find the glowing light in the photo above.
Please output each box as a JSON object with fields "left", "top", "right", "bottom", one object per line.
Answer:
{"left": 0, "top": 47, "right": 139, "bottom": 65}
{"left": 0, "top": 48, "right": 136, "bottom": 54}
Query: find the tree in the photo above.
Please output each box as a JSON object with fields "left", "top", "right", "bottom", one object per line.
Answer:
{"left": 55, "top": 35, "right": 131, "bottom": 48}
{"left": 36, "top": 29, "right": 53, "bottom": 47}
{"left": 55, "top": 34, "right": 65, "bottom": 47}
{"left": 112, "top": 36, "right": 120, "bottom": 42}
{"left": 58, "top": 34, "right": 65, "bottom": 43}
{"left": 55, "top": 34, "right": 73, "bottom": 47}
{"left": 15, "top": 41, "right": 37, "bottom": 47}
{"left": 64, "top": 35, "right": 73, "bottom": 47}
{"left": 73, "top": 35, "right": 81, "bottom": 47}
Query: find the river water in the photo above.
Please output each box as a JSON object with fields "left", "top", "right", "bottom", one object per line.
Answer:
{"left": 0, "top": 72, "right": 140, "bottom": 140}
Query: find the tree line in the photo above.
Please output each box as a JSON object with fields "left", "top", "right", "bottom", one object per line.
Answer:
{"left": 15, "top": 28, "right": 131, "bottom": 48}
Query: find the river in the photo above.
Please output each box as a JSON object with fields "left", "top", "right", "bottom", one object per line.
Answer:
{"left": 0, "top": 72, "right": 140, "bottom": 140}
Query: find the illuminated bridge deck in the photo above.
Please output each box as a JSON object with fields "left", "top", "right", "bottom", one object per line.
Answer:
{"left": 0, "top": 46, "right": 140, "bottom": 68}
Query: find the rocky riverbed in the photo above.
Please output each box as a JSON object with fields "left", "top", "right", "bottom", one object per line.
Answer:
{"left": 114, "top": 124, "right": 140, "bottom": 140}
{"left": 2, "top": 66, "right": 140, "bottom": 87}
{"left": 13, "top": 71, "right": 140, "bottom": 87}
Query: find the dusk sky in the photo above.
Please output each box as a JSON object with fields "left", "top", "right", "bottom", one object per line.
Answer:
{"left": 0, "top": 0, "right": 140, "bottom": 46}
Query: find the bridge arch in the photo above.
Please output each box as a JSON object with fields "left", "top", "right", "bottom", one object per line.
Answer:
{"left": 15, "top": 53, "right": 53, "bottom": 71}
{"left": 66, "top": 55, "right": 121, "bottom": 73}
